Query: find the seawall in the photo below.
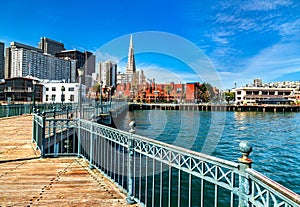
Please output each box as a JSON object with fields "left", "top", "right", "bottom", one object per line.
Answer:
{"left": 128, "top": 103, "right": 300, "bottom": 112}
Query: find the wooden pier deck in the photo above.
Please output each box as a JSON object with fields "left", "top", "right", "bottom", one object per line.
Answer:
{"left": 0, "top": 115, "right": 139, "bottom": 207}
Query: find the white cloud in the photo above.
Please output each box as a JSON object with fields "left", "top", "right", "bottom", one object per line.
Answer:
{"left": 239, "top": 42, "right": 300, "bottom": 82}
{"left": 215, "top": 42, "right": 300, "bottom": 89}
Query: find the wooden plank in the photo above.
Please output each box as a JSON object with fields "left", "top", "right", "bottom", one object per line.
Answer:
{"left": 0, "top": 116, "right": 140, "bottom": 206}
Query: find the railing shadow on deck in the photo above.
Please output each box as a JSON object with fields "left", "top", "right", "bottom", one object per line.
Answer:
{"left": 32, "top": 112, "right": 300, "bottom": 207}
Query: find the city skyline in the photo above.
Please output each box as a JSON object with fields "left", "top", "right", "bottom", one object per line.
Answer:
{"left": 1, "top": 0, "right": 300, "bottom": 89}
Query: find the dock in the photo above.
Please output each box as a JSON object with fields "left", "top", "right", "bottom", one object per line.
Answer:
{"left": 0, "top": 115, "right": 139, "bottom": 206}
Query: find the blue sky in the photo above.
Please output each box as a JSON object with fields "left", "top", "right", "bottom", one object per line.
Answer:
{"left": 1, "top": 0, "right": 300, "bottom": 89}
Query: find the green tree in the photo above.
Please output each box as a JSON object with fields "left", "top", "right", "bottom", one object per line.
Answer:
{"left": 198, "top": 83, "right": 216, "bottom": 103}
{"left": 224, "top": 91, "right": 235, "bottom": 104}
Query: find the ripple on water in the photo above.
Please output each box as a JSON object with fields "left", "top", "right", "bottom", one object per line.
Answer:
{"left": 124, "top": 110, "right": 300, "bottom": 195}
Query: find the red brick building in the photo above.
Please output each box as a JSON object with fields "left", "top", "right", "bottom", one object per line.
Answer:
{"left": 115, "top": 81, "right": 216, "bottom": 103}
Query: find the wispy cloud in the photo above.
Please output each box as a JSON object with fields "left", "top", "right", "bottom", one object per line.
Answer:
{"left": 243, "top": 42, "right": 300, "bottom": 79}
{"left": 240, "top": 0, "right": 292, "bottom": 11}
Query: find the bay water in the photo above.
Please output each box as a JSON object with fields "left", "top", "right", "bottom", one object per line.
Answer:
{"left": 116, "top": 110, "right": 300, "bottom": 195}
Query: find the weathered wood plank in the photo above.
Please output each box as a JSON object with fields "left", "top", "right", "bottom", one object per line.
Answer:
{"left": 0, "top": 115, "right": 140, "bottom": 206}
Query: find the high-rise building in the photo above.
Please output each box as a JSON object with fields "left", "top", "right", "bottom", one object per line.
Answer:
{"left": 6, "top": 42, "right": 73, "bottom": 82}
{"left": 4, "top": 47, "right": 11, "bottom": 79}
{"left": 55, "top": 50, "right": 96, "bottom": 84}
{"left": 0, "top": 42, "right": 4, "bottom": 79}
{"left": 38, "top": 37, "right": 65, "bottom": 55}
{"left": 125, "top": 35, "right": 136, "bottom": 75}
{"left": 99, "top": 61, "right": 117, "bottom": 87}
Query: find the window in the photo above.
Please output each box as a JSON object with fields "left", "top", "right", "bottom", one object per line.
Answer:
{"left": 68, "top": 87, "right": 75, "bottom": 91}
{"left": 46, "top": 88, "right": 49, "bottom": 91}
{"left": 51, "top": 95, "right": 56, "bottom": 101}
{"left": 70, "top": 95, "right": 74, "bottom": 102}
{"left": 52, "top": 87, "right": 56, "bottom": 91}
{"left": 46, "top": 95, "right": 49, "bottom": 101}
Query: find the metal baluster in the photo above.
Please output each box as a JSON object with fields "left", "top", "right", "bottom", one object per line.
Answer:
{"left": 139, "top": 151, "right": 142, "bottom": 201}
{"left": 160, "top": 161, "right": 163, "bottom": 207}
{"left": 189, "top": 173, "right": 192, "bottom": 207}
{"left": 201, "top": 162, "right": 204, "bottom": 207}
{"left": 41, "top": 112, "right": 46, "bottom": 157}
{"left": 214, "top": 167, "right": 218, "bottom": 207}
{"left": 152, "top": 159, "right": 155, "bottom": 207}
{"left": 178, "top": 169, "right": 181, "bottom": 207}
{"left": 168, "top": 165, "right": 171, "bottom": 207}
{"left": 230, "top": 172, "right": 235, "bottom": 207}
{"left": 145, "top": 155, "right": 148, "bottom": 206}
{"left": 89, "top": 125, "right": 94, "bottom": 169}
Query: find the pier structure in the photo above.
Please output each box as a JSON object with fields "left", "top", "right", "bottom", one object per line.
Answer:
{"left": 1, "top": 105, "right": 300, "bottom": 206}
{"left": 0, "top": 115, "right": 139, "bottom": 206}
{"left": 128, "top": 103, "right": 300, "bottom": 112}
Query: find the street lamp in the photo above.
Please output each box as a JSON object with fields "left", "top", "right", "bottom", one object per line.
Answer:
{"left": 32, "top": 80, "right": 37, "bottom": 113}
{"left": 78, "top": 68, "right": 84, "bottom": 119}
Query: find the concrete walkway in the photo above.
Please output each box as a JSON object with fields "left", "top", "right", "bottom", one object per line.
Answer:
{"left": 0, "top": 115, "right": 139, "bottom": 207}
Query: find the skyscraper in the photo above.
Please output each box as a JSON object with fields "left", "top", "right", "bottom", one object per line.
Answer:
{"left": 125, "top": 35, "right": 136, "bottom": 75}
{"left": 6, "top": 42, "right": 72, "bottom": 81}
{"left": 99, "top": 61, "right": 117, "bottom": 87}
{"left": 0, "top": 42, "right": 4, "bottom": 79}
{"left": 38, "top": 37, "right": 65, "bottom": 55}
{"left": 55, "top": 50, "right": 96, "bottom": 84}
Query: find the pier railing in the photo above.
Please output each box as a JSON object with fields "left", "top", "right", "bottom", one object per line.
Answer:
{"left": 32, "top": 114, "right": 300, "bottom": 207}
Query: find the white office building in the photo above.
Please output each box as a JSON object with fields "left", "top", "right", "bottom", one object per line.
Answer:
{"left": 43, "top": 82, "right": 86, "bottom": 104}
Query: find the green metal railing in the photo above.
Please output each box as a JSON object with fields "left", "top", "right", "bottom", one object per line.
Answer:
{"left": 32, "top": 113, "right": 300, "bottom": 207}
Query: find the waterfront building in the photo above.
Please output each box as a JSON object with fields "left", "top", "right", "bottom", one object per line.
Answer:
{"left": 99, "top": 61, "right": 117, "bottom": 87}
{"left": 0, "top": 42, "right": 4, "bottom": 79}
{"left": 38, "top": 37, "right": 65, "bottom": 56}
{"left": 43, "top": 81, "right": 86, "bottom": 104}
{"left": 116, "top": 80, "right": 211, "bottom": 103}
{"left": 0, "top": 77, "right": 43, "bottom": 104}
{"left": 234, "top": 79, "right": 300, "bottom": 105}
{"left": 233, "top": 87, "right": 294, "bottom": 105}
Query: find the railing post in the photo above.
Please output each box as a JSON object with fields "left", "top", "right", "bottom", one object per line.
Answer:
{"left": 89, "top": 124, "right": 94, "bottom": 169}
{"left": 32, "top": 113, "right": 36, "bottom": 143}
{"left": 77, "top": 119, "right": 81, "bottom": 157}
{"left": 238, "top": 141, "right": 253, "bottom": 207}
{"left": 126, "top": 121, "right": 136, "bottom": 204}
{"left": 41, "top": 112, "right": 46, "bottom": 158}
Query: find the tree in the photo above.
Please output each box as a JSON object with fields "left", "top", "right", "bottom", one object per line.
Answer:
{"left": 224, "top": 91, "right": 235, "bottom": 104}
{"left": 197, "top": 83, "right": 215, "bottom": 103}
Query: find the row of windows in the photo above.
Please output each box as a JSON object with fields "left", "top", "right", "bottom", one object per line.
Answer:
{"left": 46, "top": 87, "right": 75, "bottom": 91}
{"left": 45, "top": 94, "right": 74, "bottom": 102}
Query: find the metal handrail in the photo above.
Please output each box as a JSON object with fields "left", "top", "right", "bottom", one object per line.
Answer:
{"left": 32, "top": 113, "right": 300, "bottom": 207}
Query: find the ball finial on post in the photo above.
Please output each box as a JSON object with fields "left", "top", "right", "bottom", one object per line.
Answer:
{"left": 238, "top": 141, "right": 253, "bottom": 164}
{"left": 129, "top": 121, "right": 136, "bottom": 133}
